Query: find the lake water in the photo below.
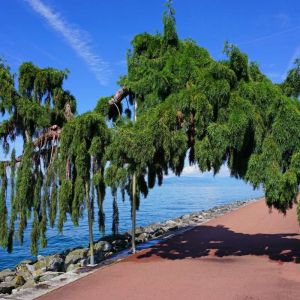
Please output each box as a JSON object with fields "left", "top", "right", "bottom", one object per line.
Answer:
{"left": 0, "top": 170, "right": 263, "bottom": 270}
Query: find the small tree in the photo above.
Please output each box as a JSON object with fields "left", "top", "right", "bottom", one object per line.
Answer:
{"left": 58, "top": 113, "right": 110, "bottom": 264}
{"left": 0, "top": 61, "right": 76, "bottom": 255}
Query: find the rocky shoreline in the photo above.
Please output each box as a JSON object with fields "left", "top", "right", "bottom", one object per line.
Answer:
{"left": 0, "top": 198, "right": 260, "bottom": 296}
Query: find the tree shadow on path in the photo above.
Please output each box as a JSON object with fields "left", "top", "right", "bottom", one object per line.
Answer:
{"left": 137, "top": 225, "right": 300, "bottom": 263}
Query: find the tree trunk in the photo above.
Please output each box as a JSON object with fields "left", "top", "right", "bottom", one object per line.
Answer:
{"left": 85, "top": 182, "right": 95, "bottom": 265}
{"left": 131, "top": 173, "right": 137, "bottom": 253}
{"left": 109, "top": 86, "right": 129, "bottom": 106}
{"left": 131, "top": 99, "right": 137, "bottom": 253}
{"left": 25, "top": 130, "right": 31, "bottom": 143}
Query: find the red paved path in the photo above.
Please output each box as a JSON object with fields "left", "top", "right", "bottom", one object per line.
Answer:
{"left": 38, "top": 199, "right": 300, "bottom": 300}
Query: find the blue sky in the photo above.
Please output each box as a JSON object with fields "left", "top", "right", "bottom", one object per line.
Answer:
{"left": 1, "top": 0, "right": 300, "bottom": 114}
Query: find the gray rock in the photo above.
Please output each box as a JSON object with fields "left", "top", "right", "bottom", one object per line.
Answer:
{"left": 26, "top": 264, "right": 35, "bottom": 273}
{"left": 143, "top": 226, "right": 155, "bottom": 234}
{"left": 32, "top": 254, "right": 65, "bottom": 273}
{"left": 4, "top": 275, "right": 16, "bottom": 283}
{"left": 66, "top": 263, "right": 81, "bottom": 273}
{"left": 122, "top": 228, "right": 142, "bottom": 237}
{"left": 112, "top": 239, "right": 128, "bottom": 250}
{"left": 18, "top": 259, "right": 33, "bottom": 265}
{"left": 14, "top": 278, "right": 35, "bottom": 291}
{"left": 94, "top": 241, "right": 112, "bottom": 252}
{"left": 153, "top": 227, "right": 166, "bottom": 237}
{"left": 182, "top": 214, "right": 191, "bottom": 220}
{"left": 0, "top": 282, "right": 15, "bottom": 294}
{"left": 0, "top": 275, "right": 25, "bottom": 294}
{"left": 163, "top": 220, "right": 180, "bottom": 231}
{"left": 37, "top": 255, "right": 45, "bottom": 262}
{"left": 145, "top": 223, "right": 162, "bottom": 232}
{"left": 136, "top": 232, "right": 148, "bottom": 243}
{"left": 12, "top": 275, "right": 26, "bottom": 287}
{"left": 64, "top": 248, "right": 88, "bottom": 269}
{"left": 47, "top": 255, "right": 65, "bottom": 272}
{"left": 135, "top": 226, "right": 144, "bottom": 235}
{"left": 165, "top": 220, "right": 178, "bottom": 227}
{"left": 88, "top": 253, "right": 104, "bottom": 264}
{"left": 35, "top": 272, "right": 63, "bottom": 283}
{"left": 32, "top": 259, "right": 47, "bottom": 272}
{"left": 15, "top": 263, "right": 32, "bottom": 280}
{"left": 0, "top": 269, "right": 16, "bottom": 282}
{"left": 80, "top": 258, "right": 89, "bottom": 267}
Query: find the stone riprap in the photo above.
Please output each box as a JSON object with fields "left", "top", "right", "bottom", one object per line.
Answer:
{"left": 0, "top": 199, "right": 258, "bottom": 297}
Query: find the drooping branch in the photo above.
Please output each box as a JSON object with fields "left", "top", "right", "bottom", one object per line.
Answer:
{"left": 1, "top": 91, "right": 130, "bottom": 166}
{"left": 108, "top": 86, "right": 129, "bottom": 106}
{"left": 1, "top": 126, "right": 60, "bottom": 167}
{"left": 34, "top": 125, "right": 61, "bottom": 148}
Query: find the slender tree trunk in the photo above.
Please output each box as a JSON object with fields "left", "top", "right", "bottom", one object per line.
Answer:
{"left": 25, "top": 130, "right": 31, "bottom": 143}
{"left": 131, "top": 173, "right": 137, "bottom": 253}
{"left": 85, "top": 182, "right": 95, "bottom": 265}
{"left": 131, "top": 100, "right": 137, "bottom": 253}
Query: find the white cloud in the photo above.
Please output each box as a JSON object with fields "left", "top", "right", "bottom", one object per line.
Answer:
{"left": 181, "top": 164, "right": 200, "bottom": 176}
{"left": 217, "top": 165, "right": 231, "bottom": 177}
{"left": 238, "top": 25, "right": 300, "bottom": 46}
{"left": 282, "top": 45, "right": 300, "bottom": 80}
{"left": 166, "top": 163, "right": 231, "bottom": 179}
{"left": 25, "top": 0, "right": 110, "bottom": 85}
{"left": 274, "top": 13, "right": 291, "bottom": 29}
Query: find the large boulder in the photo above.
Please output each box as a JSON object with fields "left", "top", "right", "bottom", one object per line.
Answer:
{"left": 15, "top": 261, "right": 34, "bottom": 280}
{"left": 35, "top": 272, "right": 63, "bottom": 283}
{"left": 123, "top": 227, "right": 143, "bottom": 239}
{"left": 47, "top": 255, "right": 65, "bottom": 272}
{"left": 100, "top": 234, "right": 127, "bottom": 243}
{"left": 32, "top": 256, "right": 47, "bottom": 273}
{"left": 0, "top": 275, "right": 25, "bottom": 294}
{"left": 18, "top": 278, "right": 35, "bottom": 290}
{"left": 33, "top": 254, "right": 65, "bottom": 272}
{"left": 4, "top": 275, "right": 16, "bottom": 283}
{"left": 153, "top": 227, "right": 166, "bottom": 238}
{"left": 0, "top": 269, "right": 16, "bottom": 282}
{"left": 0, "top": 282, "right": 15, "bottom": 294}
{"left": 64, "top": 248, "right": 88, "bottom": 270}
{"left": 66, "top": 263, "right": 81, "bottom": 273}
{"left": 91, "top": 240, "right": 112, "bottom": 262}
{"left": 136, "top": 232, "right": 149, "bottom": 243}
{"left": 165, "top": 219, "right": 179, "bottom": 230}
{"left": 94, "top": 241, "right": 112, "bottom": 253}
{"left": 12, "top": 275, "right": 26, "bottom": 287}
{"left": 112, "top": 238, "right": 129, "bottom": 250}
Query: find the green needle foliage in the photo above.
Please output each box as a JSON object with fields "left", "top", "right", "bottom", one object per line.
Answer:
{"left": 100, "top": 0, "right": 300, "bottom": 224}
{"left": 58, "top": 112, "right": 110, "bottom": 234}
{"left": 1, "top": 0, "right": 300, "bottom": 258}
{"left": 0, "top": 60, "right": 76, "bottom": 255}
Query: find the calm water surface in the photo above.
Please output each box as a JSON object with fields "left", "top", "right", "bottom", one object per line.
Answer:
{"left": 0, "top": 173, "right": 263, "bottom": 270}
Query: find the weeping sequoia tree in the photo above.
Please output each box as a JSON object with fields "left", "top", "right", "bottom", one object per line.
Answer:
{"left": 1, "top": 0, "right": 300, "bottom": 260}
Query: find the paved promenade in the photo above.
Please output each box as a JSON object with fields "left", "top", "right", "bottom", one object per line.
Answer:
{"left": 38, "top": 199, "right": 300, "bottom": 300}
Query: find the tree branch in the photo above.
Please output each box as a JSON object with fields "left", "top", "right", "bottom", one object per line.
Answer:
{"left": 108, "top": 86, "right": 129, "bottom": 106}
{"left": 1, "top": 87, "right": 131, "bottom": 167}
